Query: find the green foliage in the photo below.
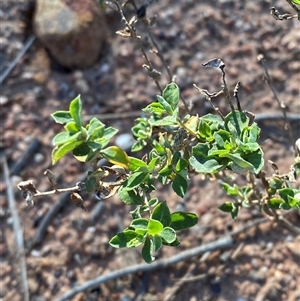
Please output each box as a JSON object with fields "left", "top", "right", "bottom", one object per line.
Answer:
{"left": 51, "top": 95, "right": 118, "bottom": 164}
{"left": 44, "top": 76, "right": 299, "bottom": 263}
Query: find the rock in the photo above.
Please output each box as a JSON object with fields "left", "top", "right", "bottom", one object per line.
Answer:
{"left": 33, "top": 0, "right": 107, "bottom": 68}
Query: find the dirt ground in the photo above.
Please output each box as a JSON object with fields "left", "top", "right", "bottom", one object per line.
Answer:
{"left": 1, "top": 0, "right": 300, "bottom": 301}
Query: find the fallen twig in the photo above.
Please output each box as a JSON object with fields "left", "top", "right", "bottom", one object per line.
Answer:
{"left": 10, "top": 138, "right": 41, "bottom": 176}
{"left": 1, "top": 156, "right": 30, "bottom": 301}
{"left": 54, "top": 235, "right": 233, "bottom": 301}
{"left": 0, "top": 35, "right": 36, "bottom": 85}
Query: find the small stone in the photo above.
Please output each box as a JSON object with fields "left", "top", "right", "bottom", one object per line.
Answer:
{"left": 0, "top": 95, "right": 8, "bottom": 105}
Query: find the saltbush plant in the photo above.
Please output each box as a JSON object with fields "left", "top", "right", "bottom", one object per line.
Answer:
{"left": 18, "top": 0, "right": 300, "bottom": 263}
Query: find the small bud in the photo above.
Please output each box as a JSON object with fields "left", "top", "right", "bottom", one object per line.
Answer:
{"left": 17, "top": 180, "right": 38, "bottom": 194}
{"left": 70, "top": 193, "right": 87, "bottom": 211}
{"left": 44, "top": 169, "right": 57, "bottom": 187}
{"left": 268, "top": 160, "right": 279, "bottom": 174}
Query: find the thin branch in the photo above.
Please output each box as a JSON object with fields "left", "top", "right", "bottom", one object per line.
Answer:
{"left": 270, "top": 7, "right": 296, "bottom": 20}
{"left": 29, "top": 173, "right": 87, "bottom": 250}
{"left": 1, "top": 156, "right": 30, "bottom": 301}
{"left": 54, "top": 235, "right": 233, "bottom": 301}
{"left": 257, "top": 54, "right": 296, "bottom": 153}
{"left": 221, "top": 67, "right": 235, "bottom": 111}
{"left": 193, "top": 84, "right": 225, "bottom": 120}
{"left": 0, "top": 35, "right": 35, "bottom": 84}
{"left": 112, "top": 0, "right": 163, "bottom": 93}
{"left": 233, "top": 81, "right": 242, "bottom": 111}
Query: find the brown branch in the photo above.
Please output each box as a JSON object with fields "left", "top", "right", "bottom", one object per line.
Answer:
{"left": 54, "top": 235, "right": 233, "bottom": 301}
{"left": 1, "top": 156, "right": 30, "bottom": 301}
{"left": 257, "top": 54, "right": 296, "bottom": 153}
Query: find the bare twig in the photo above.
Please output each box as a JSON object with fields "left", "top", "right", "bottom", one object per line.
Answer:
{"left": 193, "top": 84, "right": 225, "bottom": 120}
{"left": 29, "top": 173, "right": 87, "bottom": 249}
{"left": 276, "top": 216, "right": 300, "bottom": 235}
{"left": 1, "top": 156, "right": 30, "bottom": 301}
{"left": 257, "top": 54, "right": 296, "bottom": 153}
{"left": 112, "top": 0, "right": 163, "bottom": 93}
{"left": 0, "top": 35, "right": 35, "bottom": 85}
{"left": 54, "top": 235, "right": 233, "bottom": 301}
{"left": 233, "top": 81, "right": 242, "bottom": 111}
{"left": 220, "top": 67, "right": 235, "bottom": 111}
{"left": 270, "top": 7, "right": 296, "bottom": 20}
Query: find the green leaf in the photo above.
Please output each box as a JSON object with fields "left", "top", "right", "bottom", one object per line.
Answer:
{"left": 162, "top": 237, "right": 181, "bottom": 247}
{"left": 103, "top": 127, "right": 119, "bottom": 142}
{"left": 130, "top": 207, "right": 142, "bottom": 219}
{"left": 213, "top": 130, "right": 231, "bottom": 149}
{"left": 170, "top": 212, "right": 198, "bottom": 231}
{"left": 162, "top": 83, "right": 180, "bottom": 111}
{"left": 148, "top": 111, "right": 178, "bottom": 126}
{"left": 219, "top": 202, "right": 234, "bottom": 213}
{"left": 268, "top": 198, "right": 284, "bottom": 209}
{"left": 118, "top": 186, "right": 144, "bottom": 205}
{"left": 219, "top": 202, "right": 239, "bottom": 219}
{"left": 131, "top": 140, "right": 147, "bottom": 152}
{"left": 219, "top": 202, "right": 234, "bottom": 212}
{"left": 151, "top": 201, "right": 172, "bottom": 227}
{"left": 147, "top": 219, "right": 164, "bottom": 235}
{"left": 142, "top": 102, "right": 165, "bottom": 115}
{"left": 131, "top": 218, "right": 149, "bottom": 230}
{"left": 109, "top": 230, "right": 143, "bottom": 248}
{"left": 175, "top": 157, "right": 189, "bottom": 172}
{"left": 172, "top": 174, "right": 188, "bottom": 198}
{"left": 268, "top": 178, "right": 283, "bottom": 191}
{"left": 157, "top": 95, "right": 173, "bottom": 115}
{"left": 51, "top": 140, "right": 83, "bottom": 164}
{"left": 242, "top": 149, "right": 264, "bottom": 174}
{"left": 198, "top": 119, "right": 212, "bottom": 138}
{"left": 222, "top": 182, "right": 240, "bottom": 196}
{"left": 85, "top": 177, "right": 96, "bottom": 193}
{"left": 51, "top": 111, "right": 73, "bottom": 124}
{"left": 64, "top": 121, "right": 80, "bottom": 134}
{"left": 101, "top": 146, "right": 130, "bottom": 169}
{"left": 159, "top": 227, "right": 176, "bottom": 243}
{"left": 278, "top": 188, "right": 294, "bottom": 203}
{"left": 221, "top": 153, "right": 254, "bottom": 170}
{"left": 52, "top": 131, "right": 80, "bottom": 146}
{"left": 86, "top": 118, "right": 105, "bottom": 139}
{"left": 69, "top": 95, "right": 83, "bottom": 127}
{"left": 153, "top": 235, "right": 162, "bottom": 252}
{"left": 128, "top": 157, "right": 148, "bottom": 171}
{"left": 72, "top": 142, "right": 92, "bottom": 162}
{"left": 142, "top": 237, "right": 155, "bottom": 263}
{"left": 148, "top": 198, "right": 159, "bottom": 207}
{"left": 123, "top": 171, "right": 148, "bottom": 191}
{"left": 224, "top": 110, "right": 249, "bottom": 137}
{"left": 189, "top": 156, "right": 224, "bottom": 174}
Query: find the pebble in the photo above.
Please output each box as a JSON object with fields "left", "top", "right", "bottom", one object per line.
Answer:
{"left": 30, "top": 249, "right": 41, "bottom": 257}
{"left": 0, "top": 95, "right": 8, "bottom": 105}
{"left": 115, "top": 133, "right": 133, "bottom": 149}
{"left": 34, "top": 152, "right": 44, "bottom": 163}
